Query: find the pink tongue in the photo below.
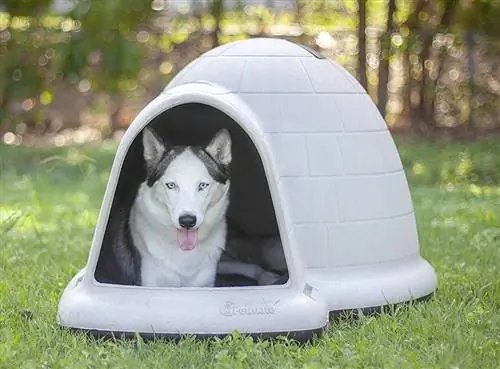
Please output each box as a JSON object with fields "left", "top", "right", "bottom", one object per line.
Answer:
{"left": 177, "top": 228, "right": 198, "bottom": 251}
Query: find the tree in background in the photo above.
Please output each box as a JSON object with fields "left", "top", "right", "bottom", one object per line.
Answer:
{"left": 61, "top": 0, "right": 155, "bottom": 135}
{"left": 376, "top": 0, "right": 396, "bottom": 118}
{"left": 0, "top": 0, "right": 55, "bottom": 133}
{"left": 211, "top": 0, "right": 224, "bottom": 47}
{"left": 393, "top": 0, "right": 499, "bottom": 133}
{"left": 454, "top": 0, "right": 500, "bottom": 131}
{"left": 415, "top": 0, "right": 459, "bottom": 129}
{"left": 357, "top": 0, "right": 368, "bottom": 90}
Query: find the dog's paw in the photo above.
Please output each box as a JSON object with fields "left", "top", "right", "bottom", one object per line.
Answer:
{"left": 258, "top": 270, "right": 282, "bottom": 285}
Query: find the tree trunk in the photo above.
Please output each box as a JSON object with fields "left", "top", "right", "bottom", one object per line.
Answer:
{"left": 401, "top": 47, "right": 412, "bottom": 128}
{"left": 293, "top": 0, "right": 308, "bottom": 45}
{"left": 417, "top": 30, "right": 434, "bottom": 117}
{"left": 418, "top": 0, "right": 458, "bottom": 126}
{"left": 377, "top": 0, "right": 397, "bottom": 118}
{"left": 357, "top": 0, "right": 368, "bottom": 89}
{"left": 466, "top": 31, "right": 476, "bottom": 129}
{"left": 395, "top": 0, "right": 428, "bottom": 129}
{"left": 211, "top": 0, "right": 224, "bottom": 48}
{"left": 107, "top": 96, "right": 123, "bottom": 137}
{"left": 0, "top": 95, "right": 11, "bottom": 135}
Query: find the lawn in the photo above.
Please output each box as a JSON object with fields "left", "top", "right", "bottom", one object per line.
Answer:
{"left": 1, "top": 138, "right": 499, "bottom": 369}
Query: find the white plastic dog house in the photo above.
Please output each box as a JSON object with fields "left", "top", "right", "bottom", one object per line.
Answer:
{"left": 58, "top": 37, "right": 437, "bottom": 341}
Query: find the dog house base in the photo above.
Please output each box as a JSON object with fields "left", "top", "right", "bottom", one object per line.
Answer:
{"left": 67, "top": 326, "right": 327, "bottom": 343}
{"left": 57, "top": 269, "right": 329, "bottom": 342}
{"left": 329, "top": 292, "right": 434, "bottom": 321}
{"left": 306, "top": 255, "right": 437, "bottom": 313}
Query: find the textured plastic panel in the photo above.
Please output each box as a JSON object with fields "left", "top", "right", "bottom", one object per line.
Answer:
{"left": 335, "top": 94, "right": 388, "bottom": 132}
{"left": 265, "top": 134, "right": 309, "bottom": 177}
{"left": 238, "top": 94, "right": 283, "bottom": 133}
{"left": 173, "top": 57, "right": 247, "bottom": 92}
{"left": 219, "top": 38, "right": 314, "bottom": 57}
{"left": 281, "top": 95, "right": 344, "bottom": 132}
{"left": 306, "top": 134, "right": 343, "bottom": 176}
{"left": 327, "top": 212, "right": 420, "bottom": 267}
{"left": 280, "top": 177, "right": 339, "bottom": 223}
{"left": 336, "top": 172, "right": 413, "bottom": 222}
{"left": 240, "top": 59, "right": 314, "bottom": 93}
{"left": 300, "top": 59, "right": 362, "bottom": 93}
{"left": 339, "top": 131, "right": 404, "bottom": 174}
{"left": 291, "top": 224, "right": 329, "bottom": 269}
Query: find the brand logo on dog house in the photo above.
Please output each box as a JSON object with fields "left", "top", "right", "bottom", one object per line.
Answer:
{"left": 57, "top": 38, "right": 437, "bottom": 341}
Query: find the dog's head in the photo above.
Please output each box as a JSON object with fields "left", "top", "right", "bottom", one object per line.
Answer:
{"left": 141, "top": 126, "right": 232, "bottom": 250}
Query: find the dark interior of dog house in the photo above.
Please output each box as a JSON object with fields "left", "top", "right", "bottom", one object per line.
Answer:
{"left": 94, "top": 103, "right": 289, "bottom": 287}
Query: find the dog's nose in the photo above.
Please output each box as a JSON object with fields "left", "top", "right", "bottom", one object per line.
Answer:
{"left": 179, "top": 214, "right": 197, "bottom": 229}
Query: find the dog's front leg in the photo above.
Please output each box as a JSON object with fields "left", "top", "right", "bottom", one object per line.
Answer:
{"left": 189, "top": 265, "right": 217, "bottom": 287}
{"left": 217, "top": 261, "right": 281, "bottom": 285}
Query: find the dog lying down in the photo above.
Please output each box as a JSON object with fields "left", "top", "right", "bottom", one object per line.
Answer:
{"left": 218, "top": 233, "right": 289, "bottom": 287}
{"left": 126, "top": 126, "right": 287, "bottom": 288}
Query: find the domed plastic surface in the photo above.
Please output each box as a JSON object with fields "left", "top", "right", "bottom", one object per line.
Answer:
{"left": 164, "top": 38, "right": 437, "bottom": 312}
{"left": 57, "top": 38, "right": 437, "bottom": 339}
{"left": 201, "top": 37, "right": 315, "bottom": 57}
{"left": 167, "top": 38, "right": 365, "bottom": 94}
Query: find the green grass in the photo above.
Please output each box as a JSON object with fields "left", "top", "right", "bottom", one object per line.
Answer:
{"left": 1, "top": 138, "right": 499, "bottom": 369}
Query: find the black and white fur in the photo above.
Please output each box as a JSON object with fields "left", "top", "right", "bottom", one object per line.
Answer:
{"left": 95, "top": 126, "right": 285, "bottom": 287}
{"left": 127, "top": 127, "right": 232, "bottom": 287}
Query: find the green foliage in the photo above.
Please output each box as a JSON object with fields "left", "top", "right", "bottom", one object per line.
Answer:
{"left": 0, "top": 15, "right": 62, "bottom": 129}
{"left": 1, "top": 0, "right": 52, "bottom": 16}
{"left": 62, "top": 0, "right": 154, "bottom": 93}
{"left": 0, "top": 0, "right": 156, "bottom": 129}
{"left": 0, "top": 29, "right": 45, "bottom": 100}
{"left": 1, "top": 0, "right": 499, "bottom": 133}
{"left": 1, "top": 140, "right": 499, "bottom": 368}
{"left": 459, "top": 0, "right": 500, "bottom": 36}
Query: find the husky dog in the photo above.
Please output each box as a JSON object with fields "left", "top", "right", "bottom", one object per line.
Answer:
{"left": 95, "top": 126, "right": 285, "bottom": 288}
{"left": 127, "top": 127, "right": 235, "bottom": 287}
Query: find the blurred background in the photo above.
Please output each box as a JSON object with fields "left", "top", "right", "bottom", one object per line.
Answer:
{"left": 0, "top": 0, "right": 499, "bottom": 146}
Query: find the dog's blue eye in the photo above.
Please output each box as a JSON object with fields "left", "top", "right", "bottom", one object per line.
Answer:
{"left": 165, "top": 182, "right": 176, "bottom": 190}
{"left": 198, "top": 182, "right": 209, "bottom": 191}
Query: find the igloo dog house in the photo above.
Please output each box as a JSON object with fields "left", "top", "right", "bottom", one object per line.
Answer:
{"left": 58, "top": 38, "right": 437, "bottom": 341}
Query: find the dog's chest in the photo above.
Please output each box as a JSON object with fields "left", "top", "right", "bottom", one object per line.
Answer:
{"left": 140, "top": 247, "right": 219, "bottom": 287}
{"left": 134, "top": 228, "right": 223, "bottom": 287}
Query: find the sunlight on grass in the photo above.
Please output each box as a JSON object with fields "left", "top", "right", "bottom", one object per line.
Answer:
{"left": 456, "top": 152, "right": 473, "bottom": 177}
{"left": 411, "top": 161, "right": 425, "bottom": 175}
{"left": 397, "top": 138, "right": 500, "bottom": 188}
{"left": 465, "top": 184, "right": 500, "bottom": 196}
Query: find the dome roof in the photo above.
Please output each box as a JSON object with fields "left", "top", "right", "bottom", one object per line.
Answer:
{"left": 201, "top": 37, "right": 318, "bottom": 57}
{"left": 166, "top": 38, "right": 365, "bottom": 94}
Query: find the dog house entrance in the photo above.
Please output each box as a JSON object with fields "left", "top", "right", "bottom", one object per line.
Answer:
{"left": 94, "top": 103, "right": 289, "bottom": 288}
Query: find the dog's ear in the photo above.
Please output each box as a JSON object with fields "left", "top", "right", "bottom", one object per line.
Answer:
{"left": 142, "top": 126, "right": 165, "bottom": 164}
{"left": 205, "top": 129, "right": 232, "bottom": 166}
